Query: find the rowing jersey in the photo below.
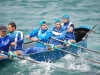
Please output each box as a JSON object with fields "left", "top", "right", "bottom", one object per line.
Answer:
{"left": 51, "top": 27, "right": 66, "bottom": 46}
{"left": 8, "top": 30, "right": 24, "bottom": 51}
{"left": 62, "top": 21, "right": 75, "bottom": 41}
{"left": 0, "top": 35, "right": 11, "bottom": 52}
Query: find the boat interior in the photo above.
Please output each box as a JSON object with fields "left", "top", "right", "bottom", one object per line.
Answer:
{"left": 74, "top": 28, "right": 90, "bottom": 42}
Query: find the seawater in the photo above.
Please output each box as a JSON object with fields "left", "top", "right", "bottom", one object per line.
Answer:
{"left": 0, "top": 0, "right": 100, "bottom": 75}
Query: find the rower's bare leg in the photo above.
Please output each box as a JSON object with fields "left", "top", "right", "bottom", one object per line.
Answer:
{"left": 66, "top": 39, "right": 75, "bottom": 47}
{"left": 56, "top": 44, "right": 62, "bottom": 48}
{"left": 14, "top": 50, "right": 22, "bottom": 56}
{"left": 48, "top": 44, "right": 62, "bottom": 51}
{"left": 0, "top": 56, "right": 4, "bottom": 59}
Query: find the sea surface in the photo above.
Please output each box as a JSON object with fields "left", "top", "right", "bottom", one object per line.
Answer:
{"left": 0, "top": 0, "right": 100, "bottom": 75}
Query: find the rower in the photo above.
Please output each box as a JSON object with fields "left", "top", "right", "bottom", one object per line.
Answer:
{"left": 23, "top": 20, "right": 52, "bottom": 55}
{"left": 0, "top": 25, "right": 11, "bottom": 59}
{"left": 48, "top": 18, "right": 66, "bottom": 50}
{"left": 62, "top": 14, "right": 76, "bottom": 46}
{"left": 8, "top": 22, "right": 24, "bottom": 56}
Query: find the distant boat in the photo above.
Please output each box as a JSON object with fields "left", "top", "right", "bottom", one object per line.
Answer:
{"left": 0, "top": 25, "right": 92, "bottom": 64}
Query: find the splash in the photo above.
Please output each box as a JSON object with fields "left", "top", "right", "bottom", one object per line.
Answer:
{"left": 61, "top": 54, "right": 90, "bottom": 72}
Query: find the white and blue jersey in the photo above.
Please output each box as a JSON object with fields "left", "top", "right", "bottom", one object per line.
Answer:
{"left": 62, "top": 21, "right": 75, "bottom": 41}
{"left": 0, "top": 35, "right": 11, "bottom": 59}
{"left": 29, "top": 28, "right": 52, "bottom": 48}
{"left": 8, "top": 31, "right": 24, "bottom": 51}
{"left": 0, "top": 35, "right": 11, "bottom": 52}
{"left": 51, "top": 27, "right": 66, "bottom": 46}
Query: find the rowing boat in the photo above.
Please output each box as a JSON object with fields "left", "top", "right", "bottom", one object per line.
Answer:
{"left": 1, "top": 25, "right": 100, "bottom": 65}
{"left": 24, "top": 25, "right": 92, "bottom": 62}
{"left": 0, "top": 25, "right": 93, "bottom": 64}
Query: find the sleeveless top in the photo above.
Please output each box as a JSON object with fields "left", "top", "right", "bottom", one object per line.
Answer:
{"left": 36, "top": 29, "right": 49, "bottom": 48}
{"left": 62, "top": 21, "right": 75, "bottom": 41}
{"left": 9, "top": 31, "right": 24, "bottom": 51}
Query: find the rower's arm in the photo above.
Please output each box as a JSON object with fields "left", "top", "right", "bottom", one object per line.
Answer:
{"left": 27, "top": 28, "right": 40, "bottom": 39}
{"left": 67, "top": 24, "right": 74, "bottom": 33}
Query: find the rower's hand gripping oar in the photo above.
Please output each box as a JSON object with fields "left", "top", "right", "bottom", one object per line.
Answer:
{"left": 8, "top": 51, "right": 39, "bottom": 64}
{"left": 9, "top": 39, "right": 39, "bottom": 64}
{"left": 52, "top": 37, "right": 100, "bottom": 54}
{"left": 0, "top": 50, "right": 39, "bottom": 64}
{"left": 37, "top": 41, "right": 100, "bottom": 64}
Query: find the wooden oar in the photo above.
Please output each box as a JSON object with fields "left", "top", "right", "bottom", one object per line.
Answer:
{"left": 0, "top": 50, "right": 39, "bottom": 64}
{"left": 82, "top": 24, "right": 97, "bottom": 40}
{"left": 55, "top": 47, "right": 100, "bottom": 64}
{"left": 8, "top": 41, "right": 39, "bottom": 64}
{"left": 52, "top": 38, "right": 100, "bottom": 54}
{"left": 17, "top": 56, "right": 39, "bottom": 64}
{"left": 37, "top": 41, "right": 100, "bottom": 64}
{"left": 24, "top": 41, "right": 33, "bottom": 44}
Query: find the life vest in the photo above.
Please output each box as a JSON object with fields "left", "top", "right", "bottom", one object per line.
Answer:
{"left": 36, "top": 29, "right": 49, "bottom": 48}
{"left": 62, "top": 21, "right": 75, "bottom": 40}
{"left": 38, "top": 29, "right": 47, "bottom": 38}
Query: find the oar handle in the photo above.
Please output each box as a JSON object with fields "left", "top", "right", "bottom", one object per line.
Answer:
{"left": 52, "top": 37, "right": 78, "bottom": 47}
{"left": 24, "top": 41, "right": 33, "bottom": 44}
{"left": 0, "top": 50, "right": 17, "bottom": 58}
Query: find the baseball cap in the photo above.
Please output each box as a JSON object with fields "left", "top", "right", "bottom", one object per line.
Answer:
{"left": 0, "top": 25, "right": 7, "bottom": 31}
{"left": 63, "top": 14, "right": 69, "bottom": 19}
{"left": 54, "top": 18, "right": 61, "bottom": 23}
{"left": 39, "top": 20, "right": 46, "bottom": 26}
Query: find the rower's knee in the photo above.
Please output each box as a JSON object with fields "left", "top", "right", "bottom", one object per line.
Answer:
{"left": 14, "top": 50, "right": 22, "bottom": 56}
